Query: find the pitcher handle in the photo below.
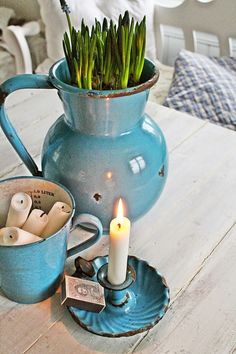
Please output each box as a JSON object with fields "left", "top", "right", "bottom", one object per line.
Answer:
{"left": 0, "top": 74, "right": 53, "bottom": 176}
{"left": 67, "top": 214, "right": 103, "bottom": 258}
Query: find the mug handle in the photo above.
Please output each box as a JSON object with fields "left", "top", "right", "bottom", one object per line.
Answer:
{"left": 0, "top": 74, "right": 53, "bottom": 176}
{"left": 67, "top": 213, "right": 103, "bottom": 258}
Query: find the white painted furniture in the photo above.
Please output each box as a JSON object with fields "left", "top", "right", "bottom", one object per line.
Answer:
{"left": 0, "top": 0, "right": 42, "bottom": 77}
{"left": 155, "top": 0, "right": 236, "bottom": 65}
{"left": 0, "top": 89, "right": 236, "bottom": 353}
{"left": 3, "top": 21, "right": 41, "bottom": 74}
{"left": 2, "top": 0, "right": 236, "bottom": 74}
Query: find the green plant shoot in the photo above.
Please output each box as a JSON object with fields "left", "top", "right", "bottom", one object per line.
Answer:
{"left": 60, "top": 1, "right": 146, "bottom": 90}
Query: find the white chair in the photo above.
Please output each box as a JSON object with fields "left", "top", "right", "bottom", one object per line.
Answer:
{"left": 3, "top": 21, "right": 41, "bottom": 74}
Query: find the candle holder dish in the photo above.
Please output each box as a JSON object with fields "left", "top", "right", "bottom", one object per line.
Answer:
{"left": 68, "top": 255, "right": 170, "bottom": 337}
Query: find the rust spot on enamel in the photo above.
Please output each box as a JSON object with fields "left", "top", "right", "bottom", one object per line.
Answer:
{"left": 0, "top": 89, "right": 8, "bottom": 105}
{"left": 161, "top": 275, "right": 168, "bottom": 288}
{"left": 87, "top": 68, "right": 159, "bottom": 99}
{"left": 159, "top": 165, "right": 165, "bottom": 177}
{"left": 93, "top": 193, "right": 102, "bottom": 202}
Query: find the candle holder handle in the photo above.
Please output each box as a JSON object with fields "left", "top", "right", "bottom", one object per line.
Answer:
{"left": 74, "top": 256, "right": 96, "bottom": 278}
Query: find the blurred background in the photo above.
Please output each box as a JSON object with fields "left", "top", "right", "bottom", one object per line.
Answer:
{"left": 0, "top": 0, "right": 232, "bottom": 83}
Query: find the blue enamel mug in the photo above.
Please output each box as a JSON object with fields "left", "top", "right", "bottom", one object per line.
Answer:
{"left": 0, "top": 176, "right": 103, "bottom": 304}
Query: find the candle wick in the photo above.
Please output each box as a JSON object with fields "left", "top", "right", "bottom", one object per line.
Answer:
{"left": 61, "top": 205, "right": 70, "bottom": 214}
{"left": 40, "top": 212, "right": 46, "bottom": 217}
{"left": 9, "top": 235, "right": 13, "bottom": 239}
{"left": 117, "top": 223, "right": 121, "bottom": 229}
{"left": 20, "top": 200, "right": 23, "bottom": 204}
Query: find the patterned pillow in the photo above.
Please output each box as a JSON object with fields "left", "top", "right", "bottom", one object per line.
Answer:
{"left": 163, "top": 50, "right": 236, "bottom": 131}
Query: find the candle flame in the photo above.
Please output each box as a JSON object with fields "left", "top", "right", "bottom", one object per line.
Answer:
{"left": 116, "top": 198, "right": 124, "bottom": 225}
{"left": 106, "top": 171, "right": 112, "bottom": 179}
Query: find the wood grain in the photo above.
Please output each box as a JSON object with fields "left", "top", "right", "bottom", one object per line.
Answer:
{"left": 135, "top": 224, "right": 236, "bottom": 354}
{"left": 0, "top": 90, "right": 62, "bottom": 177}
{"left": 0, "top": 91, "right": 235, "bottom": 354}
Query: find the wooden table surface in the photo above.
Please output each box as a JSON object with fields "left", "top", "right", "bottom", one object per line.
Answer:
{"left": 0, "top": 89, "right": 236, "bottom": 354}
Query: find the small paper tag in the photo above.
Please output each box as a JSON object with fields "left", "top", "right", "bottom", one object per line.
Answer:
{"left": 61, "top": 275, "right": 105, "bottom": 313}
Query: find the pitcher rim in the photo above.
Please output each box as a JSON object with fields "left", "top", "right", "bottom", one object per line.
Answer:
{"left": 49, "top": 57, "right": 159, "bottom": 98}
{"left": 0, "top": 176, "right": 75, "bottom": 248}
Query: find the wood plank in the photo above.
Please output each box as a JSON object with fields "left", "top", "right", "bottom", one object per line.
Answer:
{"left": 0, "top": 96, "right": 204, "bottom": 179}
{"left": 2, "top": 90, "right": 61, "bottom": 135}
{"left": 2, "top": 156, "right": 41, "bottom": 179}
{"left": 131, "top": 121, "right": 236, "bottom": 295}
{"left": 5, "top": 90, "right": 38, "bottom": 109}
{"left": 0, "top": 291, "right": 66, "bottom": 354}
{"left": 146, "top": 102, "right": 207, "bottom": 152}
{"left": 23, "top": 310, "right": 141, "bottom": 354}
{"left": 0, "top": 91, "right": 62, "bottom": 177}
{"left": 135, "top": 224, "right": 236, "bottom": 354}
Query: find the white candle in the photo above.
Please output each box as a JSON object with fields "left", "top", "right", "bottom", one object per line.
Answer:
{"left": 6, "top": 192, "right": 32, "bottom": 228}
{"left": 107, "top": 198, "right": 131, "bottom": 285}
{"left": 41, "top": 202, "right": 72, "bottom": 238}
{"left": 0, "top": 227, "right": 42, "bottom": 245}
{"left": 22, "top": 209, "right": 49, "bottom": 236}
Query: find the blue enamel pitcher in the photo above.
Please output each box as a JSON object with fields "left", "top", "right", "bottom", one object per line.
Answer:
{"left": 0, "top": 58, "right": 168, "bottom": 231}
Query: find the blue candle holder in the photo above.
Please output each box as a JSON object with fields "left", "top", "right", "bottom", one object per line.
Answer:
{"left": 68, "top": 255, "right": 170, "bottom": 337}
{"left": 97, "top": 262, "right": 136, "bottom": 307}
